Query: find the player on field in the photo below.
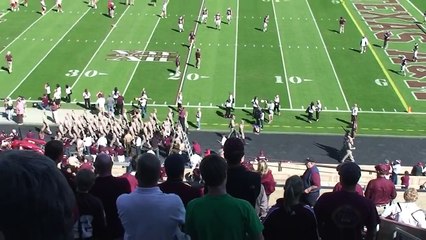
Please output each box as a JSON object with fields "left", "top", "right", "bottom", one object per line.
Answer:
{"left": 424, "top": 10, "right": 426, "bottom": 23}
{"left": 214, "top": 12, "right": 221, "bottom": 30}
{"left": 339, "top": 17, "right": 346, "bottom": 34}
{"left": 412, "top": 42, "right": 419, "bottom": 62}
{"left": 10, "top": 0, "right": 19, "bottom": 11}
{"left": 400, "top": 56, "right": 408, "bottom": 76}
{"left": 360, "top": 36, "right": 368, "bottom": 54}
{"left": 5, "top": 51, "right": 12, "bottom": 74}
{"left": 125, "top": 0, "right": 134, "bottom": 6}
{"left": 178, "top": 16, "right": 185, "bottom": 32}
{"left": 382, "top": 31, "right": 391, "bottom": 49}
{"left": 23, "top": 0, "right": 28, "bottom": 7}
{"left": 56, "top": 0, "right": 63, "bottom": 13}
{"left": 89, "top": 0, "right": 98, "bottom": 9}
{"left": 195, "top": 48, "right": 201, "bottom": 69}
{"left": 188, "top": 31, "right": 196, "bottom": 48}
{"left": 273, "top": 94, "right": 280, "bottom": 116}
{"left": 40, "top": 0, "right": 46, "bottom": 15}
{"left": 201, "top": 7, "right": 208, "bottom": 24}
{"left": 161, "top": 0, "right": 168, "bottom": 18}
{"left": 108, "top": 0, "right": 115, "bottom": 18}
{"left": 263, "top": 15, "right": 269, "bottom": 32}
{"left": 175, "top": 54, "right": 181, "bottom": 76}
{"left": 226, "top": 7, "right": 232, "bottom": 24}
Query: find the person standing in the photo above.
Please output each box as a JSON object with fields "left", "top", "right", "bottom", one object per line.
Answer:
{"left": 106, "top": 95, "right": 115, "bottom": 115}
{"left": 175, "top": 54, "right": 181, "bottom": 75}
{"left": 383, "top": 30, "right": 391, "bottom": 49}
{"left": 83, "top": 89, "right": 91, "bottom": 110}
{"left": 360, "top": 36, "right": 369, "bottom": 54}
{"left": 178, "top": 16, "right": 184, "bottom": 32}
{"left": 400, "top": 55, "right": 408, "bottom": 76}
{"left": 4, "top": 97, "right": 13, "bottom": 121}
{"left": 65, "top": 84, "right": 72, "bottom": 103}
{"left": 51, "top": 100, "right": 60, "bottom": 123}
{"left": 196, "top": 107, "right": 201, "bottom": 130}
{"left": 315, "top": 100, "right": 322, "bottom": 121}
{"left": 339, "top": 16, "right": 346, "bottom": 34}
{"left": 160, "top": 0, "right": 168, "bottom": 18}
{"left": 267, "top": 100, "right": 274, "bottom": 123}
{"left": 273, "top": 94, "right": 280, "bottom": 116}
{"left": 214, "top": 12, "right": 221, "bottom": 30}
{"left": 116, "top": 94, "right": 124, "bottom": 115}
{"left": 263, "top": 15, "right": 269, "bottom": 32}
{"left": 96, "top": 92, "right": 106, "bottom": 114}
{"left": 225, "top": 99, "right": 232, "bottom": 118}
{"left": 188, "top": 31, "right": 196, "bottom": 49}
{"left": 340, "top": 135, "right": 355, "bottom": 163}
{"left": 351, "top": 103, "right": 358, "bottom": 124}
{"left": 178, "top": 107, "right": 187, "bottom": 132}
{"left": 226, "top": 7, "right": 232, "bottom": 24}
{"left": 195, "top": 48, "right": 201, "bottom": 69}
{"left": 53, "top": 84, "right": 61, "bottom": 105}
{"left": 200, "top": 7, "right": 208, "bottom": 24}
{"left": 45, "top": 82, "right": 51, "bottom": 101}
{"left": 5, "top": 51, "right": 12, "bottom": 74}
{"left": 177, "top": 91, "right": 183, "bottom": 109}
{"left": 412, "top": 42, "right": 419, "bottom": 62}
{"left": 306, "top": 101, "right": 315, "bottom": 123}
{"left": 301, "top": 158, "right": 321, "bottom": 207}
{"left": 391, "top": 160, "right": 402, "bottom": 185}
{"left": 15, "top": 97, "right": 25, "bottom": 125}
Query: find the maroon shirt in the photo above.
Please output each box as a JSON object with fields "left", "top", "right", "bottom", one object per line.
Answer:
{"left": 364, "top": 176, "right": 396, "bottom": 205}
{"left": 116, "top": 95, "right": 124, "bottom": 105}
{"left": 158, "top": 180, "right": 203, "bottom": 207}
{"left": 333, "top": 182, "right": 364, "bottom": 196}
{"left": 261, "top": 170, "right": 276, "bottom": 196}
{"left": 401, "top": 175, "right": 410, "bottom": 188}
{"left": 195, "top": 51, "right": 201, "bottom": 59}
{"left": 5, "top": 54, "right": 12, "bottom": 62}
{"left": 120, "top": 172, "right": 138, "bottom": 192}
{"left": 26, "top": 132, "right": 35, "bottom": 139}
{"left": 89, "top": 145, "right": 98, "bottom": 155}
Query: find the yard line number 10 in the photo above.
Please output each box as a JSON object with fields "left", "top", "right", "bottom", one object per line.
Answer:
{"left": 275, "top": 76, "right": 303, "bottom": 84}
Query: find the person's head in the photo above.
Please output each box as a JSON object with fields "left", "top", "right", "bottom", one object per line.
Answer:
{"left": 164, "top": 154, "right": 185, "bottom": 180}
{"left": 94, "top": 153, "right": 113, "bottom": 176}
{"left": 404, "top": 171, "right": 409, "bottom": 176}
{"left": 375, "top": 163, "right": 390, "bottom": 177}
{"left": 0, "top": 150, "right": 75, "bottom": 240}
{"left": 338, "top": 162, "right": 361, "bottom": 188}
{"left": 136, "top": 153, "right": 161, "bottom": 187}
{"left": 200, "top": 154, "right": 227, "bottom": 188}
{"left": 257, "top": 160, "right": 269, "bottom": 176}
{"left": 403, "top": 188, "right": 418, "bottom": 203}
{"left": 44, "top": 140, "right": 64, "bottom": 163}
{"left": 305, "top": 158, "right": 315, "bottom": 169}
{"left": 283, "top": 175, "right": 304, "bottom": 213}
{"left": 76, "top": 169, "right": 96, "bottom": 193}
{"left": 223, "top": 137, "right": 244, "bottom": 166}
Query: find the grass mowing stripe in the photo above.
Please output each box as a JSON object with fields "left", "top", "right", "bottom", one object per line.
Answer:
{"left": 305, "top": 0, "right": 349, "bottom": 110}
{"left": 342, "top": 0, "right": 409, "bottom": 112}
{"left": 0, "top": 6, "right": 55, "bottom": 55}
{"left": 122, "top": 17, "right": 161, "bottom": 96}
{"left": 233, "top": 0, "right": 240, "bottom": 105}
{"left": 176, "top": 0, "right": 205, "bottom": 104}
{"left": 71, "top": 6, "right": 130, "bottom": 89}
{"left": 271, "top": 0, "right": 292, "bottom": 109}
{"left": 7, "top": 8, "right": 92, "bottom": 98}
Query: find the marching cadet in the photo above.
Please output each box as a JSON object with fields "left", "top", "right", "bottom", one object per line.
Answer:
{"left": 306, "top": 101, "right": 315, "bottom": 123}
{"left": 196, "top": 108, "right": 201, "bottom": 130}
{"left": 175, "top": 54, "right": 181, "bottom": 75}
{"left": 178, "top": 16, "right": 184, "bottom": 32}
{"left": 413, "top": 43, "right": 419, "bottom": 62}
{"left": 315, "top": 100, "right": 322, "bottom": 121}
{"left": 5, "top": 51, "right": 12, "bottom": 74}
{"left": 226, "top": 8, "right": 232, "bottom": 24}
{"left": 273, "top": 94, "right": 280, "bottom": 115}
{"left": 214, "top": 12, "right": 221, "bottom": 30}
{"left": 201, "top": 7, "right": 208, "bottom": 24}
{"left": 263, "top": 15, "right": 269, "bottom": 32}
{"left": 338, "top": 16, "right": 346, "bottom": 34}
{"left": 195, "top": 48, "right": 201, "bottom": 69}
{"left": 400, "top": 56, "right": 408, "bottom": 76}
{"left": 360, "top": 36, "right": 368, "bottom": 54}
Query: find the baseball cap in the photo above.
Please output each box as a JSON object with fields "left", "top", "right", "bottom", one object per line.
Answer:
{"left": 339, "top": 162, "right": 361, "bottom": 185}
{"left": 375, "top": 164, "right": 390, "bottom": 174}
{"left": 305, "top": 158, "right": 315, "bottom": 163}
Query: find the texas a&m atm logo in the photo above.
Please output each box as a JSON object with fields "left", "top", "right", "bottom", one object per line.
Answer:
{"left": 106, "top": 50, "right": 178, "bottom": 62}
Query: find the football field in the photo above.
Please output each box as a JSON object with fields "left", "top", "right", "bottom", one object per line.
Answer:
{"left": 1, "top": 0, "right": 425, "bottom": 136}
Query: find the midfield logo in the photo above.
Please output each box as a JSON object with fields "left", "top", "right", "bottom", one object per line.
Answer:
{"left": 106, "top": 50, "right": 177, "bottom": 62}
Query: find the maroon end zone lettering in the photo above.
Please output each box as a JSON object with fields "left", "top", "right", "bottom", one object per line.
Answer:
{"left": 407, "top": 66, "right": 426, "bottom": 79}
{"left": 387, "top": 50, "right": 426, "bottom": 63}
{"left": 361, "top": 11, "right": 412, "bottom": 21}
{"left": 406, "top": 80, "right": 426, "bottom": 88}
{"left": 355, "top": 4, "right": 404, "bottom": 12}
{"left": 367, "top": 22, "right": 419, "bottom": 31}
{"left": 413, "top": 92, "right": 426, "bottom": 100}
{"left": 382, "top": 32, "right": 426, "bottom": 43}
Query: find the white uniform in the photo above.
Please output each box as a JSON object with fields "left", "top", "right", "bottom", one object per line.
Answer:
{"left": 215, "top": 14, "right": 221, "bottom": 29}
{"left": 201, "top": 9, "right": 208, "bottom": 23}
{"left": 360, "top": 37, "right": 369, "bottom": 53}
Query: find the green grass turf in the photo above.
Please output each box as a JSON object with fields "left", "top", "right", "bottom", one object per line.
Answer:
{"left": 0, "top": 0, "right": 425, "bottom": 137}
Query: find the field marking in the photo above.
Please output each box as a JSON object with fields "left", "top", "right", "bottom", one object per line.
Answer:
{"left": 233, "top": 0, "right": 240, "bottom": 105}
{"left": 406, "top": 0, "right": 424, "bottom": 18}
{"left": 305, "top": 0, "right": 350, "bottom": 110}
{"left": 176, "top": 0, "right": 205, "bottom": 104}
{"left": 271, "top": 0, "right": 292, "bottom": 109}
{"left": 0, "top": 6, "right": 55, "bottom": 55}
{"left": 341, "top": 0, "right": 409, "bottom": 111}
{"left": 71, "top": 6, "right": 130, "bottom": 89}
{"left": 7, "top": 8, "right": 92, "bottom": 98}
{"left": 122, "top": 17, "right": 161, "bottom": 96}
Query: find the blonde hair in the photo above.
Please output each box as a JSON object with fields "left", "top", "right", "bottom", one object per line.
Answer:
{"left": 403, "top": 188, "right": 418, "bottom": 202}
{"left": 257, "top": 160, "right": 269, "bottom": 176}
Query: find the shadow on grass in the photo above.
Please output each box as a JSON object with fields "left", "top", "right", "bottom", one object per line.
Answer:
{"left": 216, "top": 110, "right": 225, "bottom": 118}
{"left": 254, "top": 27, "right": 263, "bottom": 32}
{"left": 349, "top": 48, "right": 361, "bottom": 53}
{"left": 242, "top": 118, "right": 255, "bottom": 125}
{"left": 336, "top": 118, "right": 351, "bottom": 126}
{"left": 328, "top": 29, "right": 339, "bottom": 34}
{"left": 295, "top": 114, "right": 310, "bottom": 123}
{"left": 187, "top": 121, "right": 197, "bottom": 129}
{"left": 388, "top": 69, "right": 401, "bottom": 75}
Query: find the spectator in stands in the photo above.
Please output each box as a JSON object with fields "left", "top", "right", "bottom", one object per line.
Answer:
{"left": 365, "top": 164, "right": 397, "bottom": 215}
{"left": 301, "top": 158, "right": 321, "bottom": 206}
{"left": 4, "top": 97, "right": 13, "bottom": 121}
{"left": 45, "top": 139, "right": 64, "bottom": 163}
{"left": 411, "top": 162, "right": 424, "bottom": 176}
{"left": 15, "top": 96, "right": 25, "bottom": 125}
{"left": 401, "top": 171, "right": 410, "bottom": 189}
{"left": 223, "top": 137, "right": 261, "bottom": 207}
{"left": 159, "top": 154, "right": 203, "bottom": 207}
{"left": 117, "top": 153, "right": 186, "bottom": 239}
{"left": 382, "top": 188, "right": 426, "bottom": 228}
{"left": 73, "top": 169, "right": 107, "bottom": 239}
{"left": 333, "top": 163, "right": 364, "bottom": 196}
{"left": 257, "top": 159, "right": 276, "bottom": 202}
{"left": 0, "top": 150, "right": 75, "bottom": 240}
{"left": 185, "top": 154, "right": 264, "bottom": 240}
{"left": 90, "top": 153, "right": 131, "bottom": 240}
{"left": 263, "top": 175, "right": 319, "bottom": 240}
{"left": 315, "top": 162, "right": 379, "bottom": 240}
{"left": 120, "top": 155, "right": 138, "bottom": 192}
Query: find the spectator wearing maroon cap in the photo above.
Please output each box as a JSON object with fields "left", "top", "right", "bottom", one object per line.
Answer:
{"left": 90, "top": 153, "right": 131, "bottom": 239}
{"left": 159, "top": 154, "right": 203, "bottom": 207}
{"left": 333, "top": 164, "right": 364, "bottom": 196}
{"left": 120, "top": 155, "right": 138, "bottom": 192}
{"left": 315, "top": 162, "right": 379, "bottom": 240}
{"left": 365, "top": 164, "right": 397, "bottom": 215}
{"left": 223, "top": 137, "right": 261, "bottom": 208}
{"left": 301, "top": 158, "right": 321, "bottom": 206}
{"left": 263, "top": 175, "right": 319, "bottom": 240}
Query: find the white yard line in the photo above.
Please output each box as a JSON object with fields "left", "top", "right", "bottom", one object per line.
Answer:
{"left": 271, "top": 0, "right": 292, "bottom": 109}
{"left": 123, "top": 17, "right": 161, "bottom": 96}
{"left": 406, "top": 0, "right": 424, "bottom": 17}
{"left": 0, "top": 10, "right": 10, "bottom": 19}
{"left": 176, "top": 0, "right": 205, "bottom": 104}
{"left": 7, "top": 8, "right": 92, "bottom": 98}
{"left": 71, "top": 6, "right": 130, "bottom": 89}
{"left": 305, "top": 0, "right": 350, "bottom": 110}
{"left": 232, "top": 0, "right": 240, "bottom": 105}
{"left": 0, "top": 6, "right": 55, "bottom": 55}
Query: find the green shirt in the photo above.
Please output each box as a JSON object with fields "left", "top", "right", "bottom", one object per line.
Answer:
{"left": 185, "top": 194, "right": 263, "bottom": 240}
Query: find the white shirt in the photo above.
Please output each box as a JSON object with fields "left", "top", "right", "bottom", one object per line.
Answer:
{"left": 83, "top": 136, "right": 93, "bottom": 147}
{"left": 96, "top": 97, "right": 105, "bottom": 107}
{"left": 83, "top": 92, "right": 91, "bottom": 99}
{"left": 190, "top": 154, "right": 202, "bottom": 169}
{"left": 53, "top": 88, "right": 61, "bottom": 100}
{"left": 66, "top": 87, "right": 72, "bottom": 95}
{"left": 361, "top": 37, "right": 369, "bottom": 47}
{"left": 45, "top": 85, "right": 51, "bottom": 94}
{"left": 135, "top": 136, "right": 142, "bottom": 147}
{"left": 382, "top": 202, "right": 426, "bottom": 228}
{"left": 352, "top": 106, "right": 358, "bottom": 116}
{"left": 97, "top": 136, "right": 107, "bottom": 147}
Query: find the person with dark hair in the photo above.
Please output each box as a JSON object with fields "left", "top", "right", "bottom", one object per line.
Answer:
{"left": 117, "top": 153, "right": 185, "bottom": 239}
{"left": 315, "top": 162, "right": 379, "bottom": 240}
{"left": 263, "top": 175, "right": 319, "bottom": 240}
{"left": 301, "top": 158, "right": 321, "bottom": 206}
{"left": 73, "top": 169, "right": 107, "bottom": 239}
{"left": 185, "top": 154, "right": 264, "bottom": 240}
{"left": 90, "top": 153, "right": 131, "bottom": 240}
{"left": 223, "top": 137, "right": 261, "bottom": 207}
{"left": 45, "top": 139, "right": 64, "bottom": 163}
{"left": 159, "top": 154, "right": 203, "bottom": 207}
{"left": 0, "top": 150, "right": 75, "bottom": 240}
{"left": 333, "top": 163, "right": 364, "bottom": 196}
{"left": 120, "top": 155, "right": 138, "bottom": 192}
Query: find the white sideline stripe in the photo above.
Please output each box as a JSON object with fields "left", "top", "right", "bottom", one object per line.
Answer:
{"left": 305, "top": 0, "right": 350, "bottom": 110}
{"left": 176, "top": 0, "right": 205, "bottom": 104}
{"left": 233, "top": 0, "right": 240, "bottom": 105}
{"left": 271, "top": 0, "right": 292, "bottom": 109}
{"left": 406, "top": 0, "right": 424, "bottom": 19}
{"left": 7, "top": 8, "right": 92, "bottom": 98}
{"left": 0, "top": 10, "right": 10, "bottom": 19}
{"left": 71, "top": 6, "right": 130, "bottom": 89}
{"left": 0, "top": 6, "right": 55, "bottom": 55}
{"left": 123, "top": 17, "right": 161, "bottom": 96}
